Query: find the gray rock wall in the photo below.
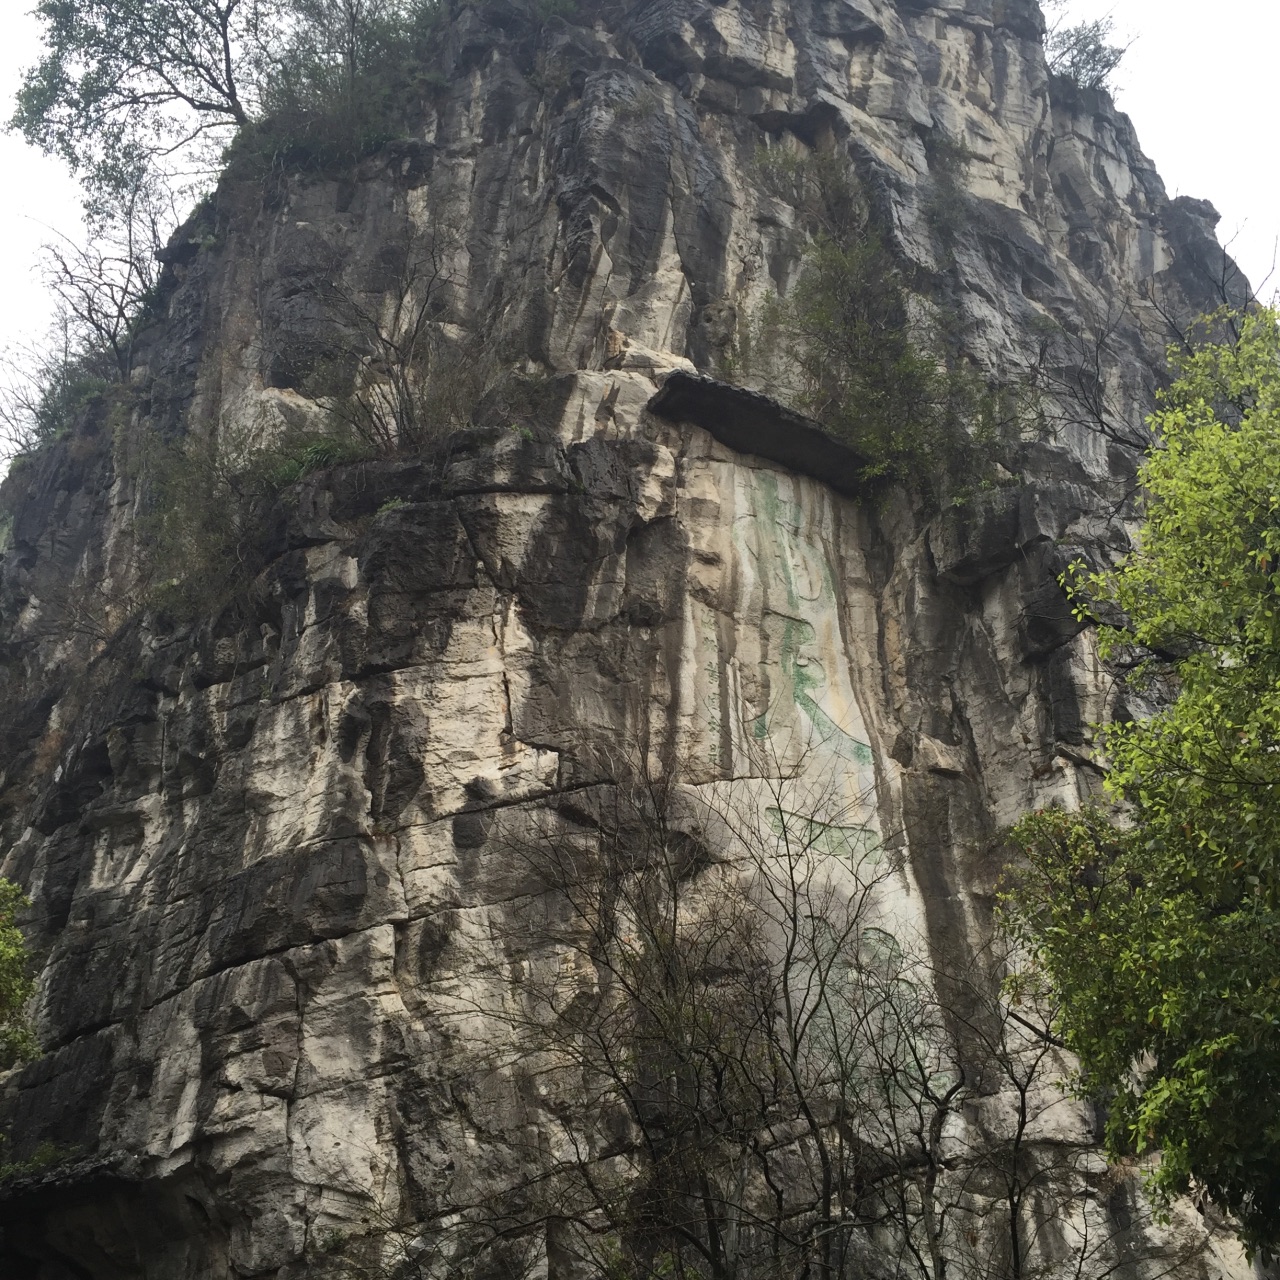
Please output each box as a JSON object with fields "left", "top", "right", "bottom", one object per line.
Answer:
{"left": 0, "top": 0, "right": 1252, "bottom": 1274}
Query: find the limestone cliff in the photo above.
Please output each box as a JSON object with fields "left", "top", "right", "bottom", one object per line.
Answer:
{"left": 0, "top": 0, "right": 1253, "bottom": 1275}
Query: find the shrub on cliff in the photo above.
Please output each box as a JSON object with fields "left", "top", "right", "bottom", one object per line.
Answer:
{"left": 1004, "top": 308, "right": 1280, "bottom": 1258}
{"left": 1044, "top": 1, "right": 1128, "bottom": 93}
{"left": 248, "top": 0, "right": 446, "bottom": 170}
{"left": 743, "top": 146, "right": 1021, "bottom": 500}
{"left": 784, "top": 231, "right": 1016, "bottom": 494}
{"left": 0, "top": 880, "right": 36, "bottom": 1066}
{"left": 0, "top": 322, "right": 115, "bottom": 458}
{"left": 134, "top": 419, "right": 368, "bottom": 620}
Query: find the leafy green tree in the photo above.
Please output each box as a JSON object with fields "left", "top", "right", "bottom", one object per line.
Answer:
{"left": 1006, "top": 307, "right": 1280, "bottom": 1257}
{"left": 11, "top": 0, "right": 437, "bottom": 200}
{"left": 12, "top": 0, "right": 265, "bottom": 198}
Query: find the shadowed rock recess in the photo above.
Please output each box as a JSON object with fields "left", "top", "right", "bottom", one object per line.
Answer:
{"left": 0, "top": 0, "right": 1255, "bottom": 1275}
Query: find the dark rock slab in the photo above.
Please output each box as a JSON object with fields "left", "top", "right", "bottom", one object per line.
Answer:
{"left": 648, "top": 372, "right": 871, "bottom": 497}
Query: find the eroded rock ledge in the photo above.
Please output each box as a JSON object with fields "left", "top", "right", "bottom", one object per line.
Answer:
{"left": 649, "top": 371, "right": 873, "bottom": 496}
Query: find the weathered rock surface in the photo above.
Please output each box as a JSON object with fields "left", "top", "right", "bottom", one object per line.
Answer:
{"left": 0, "top": 0, "right": 1255, "bottom": 1275}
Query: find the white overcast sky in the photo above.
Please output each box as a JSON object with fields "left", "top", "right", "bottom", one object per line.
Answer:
{"left": 0, "top": 0, "right": 1275, "bottom": 363}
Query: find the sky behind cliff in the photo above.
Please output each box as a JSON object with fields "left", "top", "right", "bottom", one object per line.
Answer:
{"left": 1060, "top": 0, "right": 1280, "bottom": 296}
{"left": 0, "top": 1, "right": 1275, "bottom": 396}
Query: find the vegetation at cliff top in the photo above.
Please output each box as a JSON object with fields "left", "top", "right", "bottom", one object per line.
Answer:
{"left": 134, "top": 420, "right": 371, "bottom": 621}
{"left": 1044, "top": 0, "right": 1129, "bottom": 93}
{"left": 12, "top": 0, "right": 450, "bottom": 204}
{"left": 1, "top": 0, "right": 455, "bottom": 459}
{"left": 5, "top": 0, "right": 1104, "bottom": 477}
{"left": 1005, "top": 307, "right": 1280, "bottom": 1258}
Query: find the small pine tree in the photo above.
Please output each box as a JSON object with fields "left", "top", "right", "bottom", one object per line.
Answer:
{"left": 1044, "top": 1, "right": 1129, "bottom": 92}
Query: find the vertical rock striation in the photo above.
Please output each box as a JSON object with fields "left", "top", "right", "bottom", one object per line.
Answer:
{"left": 0, "top": 0, "right": 1251, "bottom": 1274}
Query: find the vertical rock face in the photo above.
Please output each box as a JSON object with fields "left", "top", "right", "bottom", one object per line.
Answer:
{"left": 0, "top": 0, "right": 1251, "bottom": 1275}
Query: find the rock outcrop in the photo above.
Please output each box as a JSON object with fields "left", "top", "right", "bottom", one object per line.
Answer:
{"left": 0, "top": 0, "right": 1253, "bottom": 1275}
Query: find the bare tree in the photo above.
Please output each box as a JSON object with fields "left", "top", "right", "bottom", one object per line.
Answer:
{"left": 298, "top": 728, "right": 1208, "bottom": 1280}
{"left": 41, "top": 172, "right": 178, "bottom": 380}
{"left": 0, "top": 315, "right": 110, "bottom": 459}
{"left": 306, "top": 1163, "right": 547, "bottom": 1280}
{"left": 1023, "top": 299, "right": 1155, "bottom": 453}
{"left": 0, "top": 168, "right": 182, "bottom": 467}
{"left": 404, "top": 749, "right": 1183, "bottom": 1280}
{"left": 286, "top": 222, "right": 485, "bottom": 455}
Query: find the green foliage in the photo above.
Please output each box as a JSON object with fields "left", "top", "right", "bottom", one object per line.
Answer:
{"left": 1005, "top": 308, "right": 1280, "bottom": 1257}
{"left": 754, "top": 144, "right": 865, "bottom": 245}
{"left": 12, "top": 0, "right": 255, "bottom": 200}
{"left": 747, "top": 145, "right": 1020, "bottom": 499}
{"left": 599, "top": 1242, "right": 679, "bottom": 1280}
{"left": 261, "top": 434, "right": 366, "bottom": 488}
{"left": 19, "top": 356, "right": 109, "bottom": 446}
{"left": 320, "top": 1228, "right": 348, "bottom": 1252}
{"left": 15, "top": 0, "right": 449, "bottom": 202}
{"left": 246, "top": 0, "right": 445, "bottom": 172}
{"left": 788, "top": 236, "right": 1014, "bottom": 493}
{"left": 138, "top": 422, "right": 368, "bottom": 620}
{"left": 0, "top": 1141, "right": 68, "bottom": 1186}
{"left": 1044, "top": 1, "right": 1128, "bottom": 92}
{"left": 0, "top": 331, "right": 115, "bottom": 459}
{"left": 0, "top": 880, "right": 37, "bottom": 1065}
{"left": 922, "top": 131, "right": 975, "bottom": 250}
